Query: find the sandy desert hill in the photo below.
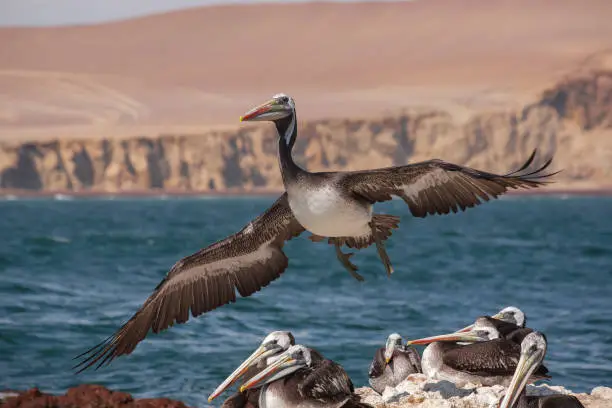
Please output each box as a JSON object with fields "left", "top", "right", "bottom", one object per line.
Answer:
{"left": 1, "top": 0, "right": 612, "bottom": 140}
{"left": 0, "top": 0, "right": 612, "bottom": 193}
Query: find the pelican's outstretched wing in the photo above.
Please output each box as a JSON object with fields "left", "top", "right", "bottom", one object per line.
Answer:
{"left": 340, "top": 149, "right": 558, "bottom": 217}
{"left": 74, "top": 193, "right": 304, "bottom": 372}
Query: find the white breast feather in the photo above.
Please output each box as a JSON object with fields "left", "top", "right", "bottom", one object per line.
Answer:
{"left": 288, "top": 185, "right": 371, "bottom": 237}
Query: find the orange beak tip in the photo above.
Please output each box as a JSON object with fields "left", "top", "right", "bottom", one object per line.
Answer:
{"left": 239, "top": 116, "right": 244, "bottom": 122}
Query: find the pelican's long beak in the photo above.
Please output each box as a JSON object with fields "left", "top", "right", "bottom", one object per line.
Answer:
{"left": 240, "top": 98, "right": 286, "bottom": 122}
{"left": 406, "top": 330, "right": 487, "bottom": 345}
{"left": 207, "top": 344, "right": 271, "bottom": 402}
{"left": 498, "top": 348, "right": 540, "bottom": 408}
{"left": 384, "top": 343, "right": 394, "bottom": 364}
{"left": 239, "top": 353, "right": 302, "bottom": 392}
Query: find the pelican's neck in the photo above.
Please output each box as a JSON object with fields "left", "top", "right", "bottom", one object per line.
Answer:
{"left": 275, "top": 111, "right": 304, "bottom": 186}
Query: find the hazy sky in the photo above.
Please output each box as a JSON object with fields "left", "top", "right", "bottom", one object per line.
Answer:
{"left": 0, "top": 0, "right": 408, "bottom": 27}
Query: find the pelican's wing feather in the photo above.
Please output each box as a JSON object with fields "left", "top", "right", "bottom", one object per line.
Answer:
{"left": 74, "top": 193, "right": 304, "bottom": 372}
{"left": 340, "top": 149, "right": 558, "bottom": 217}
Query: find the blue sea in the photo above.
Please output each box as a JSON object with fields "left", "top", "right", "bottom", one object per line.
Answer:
{"left": 1, "top": 195, "right": 611, "bottom": 407}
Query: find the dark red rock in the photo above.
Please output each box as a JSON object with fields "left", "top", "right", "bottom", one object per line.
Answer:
{"left": 0, "top": 384, "right": 192, "bottom": 408}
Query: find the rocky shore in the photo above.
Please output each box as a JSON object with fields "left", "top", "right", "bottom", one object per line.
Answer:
{"left": 355, "top": 374, "right": 612, "bottom": 408}
{"left": 0, "top": 385, "right": 191, "bottom": 408}
{"left": 2, "top": 380, "right": 611, "bottom": 408}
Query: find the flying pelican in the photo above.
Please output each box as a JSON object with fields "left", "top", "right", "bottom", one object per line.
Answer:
{"left": 499, "top": 332, "right": 585, "bottom": 408}
{"left": 368, "top": 333, "right": 421, "bottom": 394}
{"left": 74, "top": 93, "right": 558, "bottom": 372}
{"left": 239, "top": 345, "right": 369, "bottom": 408}
{"left": 207, "top": 331, "right": 295, "bottom": 405}
{"left": 406, "top": 318, "right": 550, "bottom": 387}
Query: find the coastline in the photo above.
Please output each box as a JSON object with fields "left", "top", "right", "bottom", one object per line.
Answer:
{"left": 2, "top": 187, "right": 612, "bottom": 199}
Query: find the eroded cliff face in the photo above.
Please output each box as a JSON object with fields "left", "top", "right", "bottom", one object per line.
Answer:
{"left": 1, "top": 72, "right": 611, "bottom": 193}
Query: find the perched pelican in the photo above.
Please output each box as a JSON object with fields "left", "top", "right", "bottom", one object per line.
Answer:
{"left": 207, "top": 331, "right": 295, "bottom": 406}
{"left": 499, "top": 332, "right": 585, "bottom": 408}
{"left": 74, "top": 93, "right": 558, "bottom": 372}
{"left": 240, "top": 345, "right": 369, "bottom": 408}
{"left": 407, "top": 318, "right": 550, "bottom": 387}
{"left": 368, "top": 333, "right": 421, "bottom": 394}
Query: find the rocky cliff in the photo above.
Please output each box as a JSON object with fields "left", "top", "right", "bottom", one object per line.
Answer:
{"left": 1, "top": 71, "right": 611, "bottom": 194}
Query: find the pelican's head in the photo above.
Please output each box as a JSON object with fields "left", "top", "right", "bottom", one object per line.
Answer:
{"left": 240, "top": 93, "right": 295, "bottom": 123}
{"left": 493, "top": 306, "right": 526, "bottom": 328}
{"left": 407, "top": 318, "right": 499, "bottom": 346}
{"left": 498, "top": 332, "right": 548, "bottom": 408}
{"left": 384, "top": 333, "right": 403, "bottom": 364}
{"left": 240, "top": 93, "right": 297, "bottom": 148}
{"left": 457, "top": 306, "right": 526, "bottom": 333}
{"left": 207, "top": 330, "right": 295, "bottom": 402}
{"left": 240, "top": 345, "right": 313, "bottom": 392}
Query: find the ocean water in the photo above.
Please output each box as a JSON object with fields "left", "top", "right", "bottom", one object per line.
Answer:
{"left": 1, "top": 195, "right": 611, "bottom": 407}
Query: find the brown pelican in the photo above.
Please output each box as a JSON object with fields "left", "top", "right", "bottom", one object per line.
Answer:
{"left": 207, "top": 331, "right": 295, "bottom": 405}
{"left": 368, "top": 333, "right": 421, "bottom": 394}
{"left": 239, "top": 345, "right": 370, "bottom": 408}
{"left": 499, "top": 332, "right": 585, "bottom": 408}
{"left": 406, "top": 318, "right": 550, "bottom": 387}
{"left": 74, "top": 93, "right": 558, "bottom": 372}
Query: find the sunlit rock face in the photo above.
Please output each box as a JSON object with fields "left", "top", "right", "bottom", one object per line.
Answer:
{"left": 1, "top": 71, "right": 612, "bottom": 194}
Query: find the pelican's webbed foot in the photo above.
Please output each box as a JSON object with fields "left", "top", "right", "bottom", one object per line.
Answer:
{"left": 370, "top": 222, "right": 394, "bottom": 277}
{"left": 334, "top": 242, "right": 364, "bottom": 282}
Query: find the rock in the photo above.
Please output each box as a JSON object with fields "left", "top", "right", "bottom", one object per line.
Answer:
{"left": 422, "top": 379, "right": 472, "bottom": 399}
{"left": 355, "top": 386, "right": 384, "bottom": 407}
{"left": 395, "top": 377, "right": 423, "bottom": 395}
{"left": 591, "top": 386, "right": 612, "bottom": 400}
{"left": 0, "top": 385, "right": 192, "bottom": 408}
{"left": 527, "top": 383, "right": 574, "bottom": 396}
{"left": 382, "top": 385, "right": 409, "bottom": 403}
{"left": 1, "top": 69, "right": 612, "bottom": 194}
{"left": 355, "top": 376, "right": 606, "bottom": 408}
{"left": 471, "top": 384, "right": 506, "bottom": 406}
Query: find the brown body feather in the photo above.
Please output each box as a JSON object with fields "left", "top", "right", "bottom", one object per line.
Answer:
{"left": 443, "top": 339, "right": 550, "bottom": 379}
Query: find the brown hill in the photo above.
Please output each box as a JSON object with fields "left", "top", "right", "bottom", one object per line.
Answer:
{"left": 1, "top": 0, "right": 612, "bottom": 140}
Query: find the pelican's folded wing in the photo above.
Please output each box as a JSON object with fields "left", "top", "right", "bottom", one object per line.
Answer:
{"left": 74, "top": 193, "right": 304, "bottom": 372}
{"left": 368, "top": 348, "right": 386, "bottom": 378}
{"left": 340, "top": 149, "right": 558, "bottom": 218}
{"left": 442, "top": 339, "right": 522, "bottom": 376}
{"left": 299, "top": 360, "right": 355, "bottom": 404}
